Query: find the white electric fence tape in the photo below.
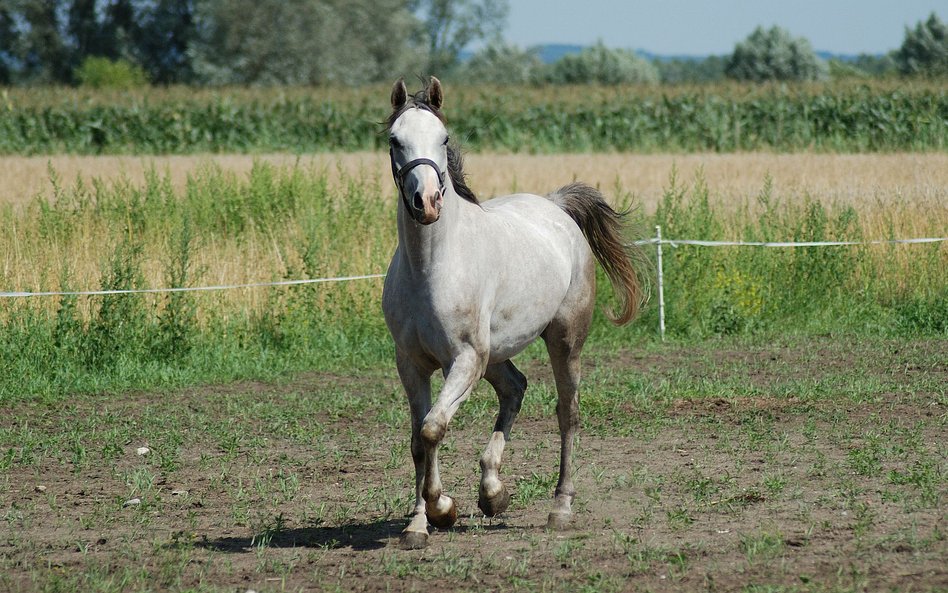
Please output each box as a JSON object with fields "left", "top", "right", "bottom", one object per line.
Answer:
{"left": 0, "top": 235, "right": 943, "bottom": 305}
{"left": 640, "top": 231, "right": 947, "bottom": 341}
{"left": 0, "top": 273, "right": 386, "bottom": 299}
{"left": 633, "top": 237, "right": 947, "bottom": 247}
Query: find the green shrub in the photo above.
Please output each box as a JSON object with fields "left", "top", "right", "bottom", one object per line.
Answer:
{"left": 544, "top": 42, "right": 659, "bottom": 85}
{"left": 74, "top": 57, "right": 149, "bottom": 89}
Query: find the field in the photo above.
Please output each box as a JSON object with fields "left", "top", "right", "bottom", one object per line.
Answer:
{"left": 2, "top": 337, "right": 945, "bottom": 592}
{"left": 0, "top": 81, "right": 945, "bottom": 154}
{"left": 0, "top": 81, "right": 946, "bottom": 591}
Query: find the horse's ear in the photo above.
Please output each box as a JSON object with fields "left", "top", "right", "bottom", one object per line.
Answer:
{"left": 427, "top": 76, "right": 443, "bottom": 110}
{"left": 391, "top": 78, "right": 408, "bottom": 110}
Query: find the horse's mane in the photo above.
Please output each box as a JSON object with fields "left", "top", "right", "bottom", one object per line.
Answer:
{"left": 385, "top": 88, "right": 479, "bottom": 206}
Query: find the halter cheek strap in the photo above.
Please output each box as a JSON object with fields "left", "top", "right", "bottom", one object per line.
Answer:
{"left": 390, "top": 148, "right": 446, "bottom": 213}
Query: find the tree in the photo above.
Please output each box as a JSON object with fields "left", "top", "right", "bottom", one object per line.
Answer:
{"left": 18, "top": 0, "right": 72, "bottom": 83}
{"left": 135, "top": 0, "right": 196, "bottom": 84}
{"left": 894, "top": 12, "right": 948, "bottom": 77}
{"left": 0, "top": 5, "right": 17, "bottom": 83}
{"left": 190, "top": 0, "right": 424, "bottom": 85}
{"left": 725, "top": 26, "right": 826, "bottom": 82}
{"left": 458, "top": 42, "right": 541, "bottom": 84}
{"left": 545, "top": 42, "right": 659, "bottom": 85}
{"left": 68, "top": 0, "right": 109, "bottom": 59}
{"left": 411, "top": 0, "right": 508, "bottom": 75}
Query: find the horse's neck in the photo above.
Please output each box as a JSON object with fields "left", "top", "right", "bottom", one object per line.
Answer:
{"left": 396, "top": 185, "right": 472, "bottom": 276}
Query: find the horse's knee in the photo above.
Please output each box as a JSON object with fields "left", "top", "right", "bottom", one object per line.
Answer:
{"left": 420, "top": 413, "right": 446, "bottom": 446}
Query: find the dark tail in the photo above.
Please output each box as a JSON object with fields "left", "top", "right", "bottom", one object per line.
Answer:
{"left": 549, "top": 182, "right": 646, "bottom": 325}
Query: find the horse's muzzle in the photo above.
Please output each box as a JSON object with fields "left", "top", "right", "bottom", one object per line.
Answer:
{"left": 411, "top": 189, "right": 443, "bottom": 225}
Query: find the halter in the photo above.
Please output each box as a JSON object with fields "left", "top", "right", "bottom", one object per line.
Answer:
{"left": 390, "top": 147, "right": 446, "bottom": 215}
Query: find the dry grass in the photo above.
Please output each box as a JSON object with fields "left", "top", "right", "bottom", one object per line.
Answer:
{"left": 4, "top": 152, "right": 947, "bottom": 211}
{"left": 1, "top": 152, "right": 944, "bottom": 312}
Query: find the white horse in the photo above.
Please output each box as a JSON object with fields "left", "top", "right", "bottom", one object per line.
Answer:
{"left": 382, "top": 77, "right": 644, "bottom": 549}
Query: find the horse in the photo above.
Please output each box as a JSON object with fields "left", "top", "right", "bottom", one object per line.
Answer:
{"left": 382, "top": 77, "right": 644, "bottom": 549}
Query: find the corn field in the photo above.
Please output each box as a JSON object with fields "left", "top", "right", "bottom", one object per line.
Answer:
{"left": 0, "top": 81, "right": 945, "bottom": 154}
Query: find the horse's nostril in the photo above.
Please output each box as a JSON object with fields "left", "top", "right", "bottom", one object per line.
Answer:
{"left": 412, "top": 191, "right": 424, "bottom": 210}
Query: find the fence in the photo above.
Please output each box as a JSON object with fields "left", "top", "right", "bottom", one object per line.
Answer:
{"left": 635, "top": 227, "right": 947, "bottom": 340}
{"left": 2, "top": 229, "right": 945, "bottom": 341}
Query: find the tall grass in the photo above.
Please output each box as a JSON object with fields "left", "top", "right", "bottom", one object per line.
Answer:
{"left": 0, "top": 163, "right": 943, "bottom": 400}
{"left": 0, "top": 81, "right": 945, "bottom": 154}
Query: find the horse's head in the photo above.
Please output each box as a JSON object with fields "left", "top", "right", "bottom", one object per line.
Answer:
{"left": 388, "top": 77, "right": 449, "bottom": 225}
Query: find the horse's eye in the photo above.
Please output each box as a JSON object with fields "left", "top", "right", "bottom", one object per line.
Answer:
{"left": 442, "top": 136, "right": 450, "bottom": 146}
{"left": 389, "top": 136, "right": 402, "bottom": 149}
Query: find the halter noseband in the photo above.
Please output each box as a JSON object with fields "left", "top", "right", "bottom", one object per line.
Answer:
{"left": 390, "top": 147, "right": 446, "bottom": 215}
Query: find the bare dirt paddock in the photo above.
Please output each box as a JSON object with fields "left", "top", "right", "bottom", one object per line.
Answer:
{"left": 1, "top": 338, "right": 946, "bottom": 592}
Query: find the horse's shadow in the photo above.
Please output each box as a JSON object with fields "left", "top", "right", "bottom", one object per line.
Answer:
{"left": 192, "top": 518, "right": 509, "bottom": 553}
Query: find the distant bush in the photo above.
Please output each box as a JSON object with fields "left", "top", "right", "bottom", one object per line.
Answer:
{"left": 544, "top": 42, "right": 659, "bottom": 85}
{"left": 726, "top": 26, "right": 827, "bottom": 82}
{"left": 895, "top": 12, "right": 948, "bottom": 77}
{"left": 74, "top": 57, "right": 149, "bottom": 89}
{"left": 656, "top": 56, "right": 727, "bottom": 84}
{"left": 458, "top": 42, "right": 544, "bottom": 84}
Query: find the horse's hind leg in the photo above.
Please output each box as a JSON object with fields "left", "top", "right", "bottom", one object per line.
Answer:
{"left": 542, "top": 314, "right": 591, "bottom": 530}
{"left": 478, "top": 360, "right": 528, "bottom": 517}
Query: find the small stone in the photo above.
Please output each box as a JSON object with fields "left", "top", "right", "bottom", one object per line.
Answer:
{"left": 35, "top": 485, "right": 46, "bottom": 493}
{"left": 171, "top": 490, "right": 188, "bottom": 496}
{"left": 136, "top": 447, "right": 150, "bottom": 456}
{"left": 123, "top": 498, "right": 142, "bottom": 507}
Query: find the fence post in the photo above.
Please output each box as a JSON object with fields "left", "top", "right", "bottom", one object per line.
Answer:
{"left": 655, "top": 225, "right": 665, "bottom": 341}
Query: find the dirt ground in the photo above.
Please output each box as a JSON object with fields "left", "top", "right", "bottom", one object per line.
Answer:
{"left": 1, "top": 338, "right": 946, "bottom": 592}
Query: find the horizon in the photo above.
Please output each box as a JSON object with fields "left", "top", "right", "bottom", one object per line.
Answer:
{"left": 502, "top": 1, "right": 943, "bottom": 57}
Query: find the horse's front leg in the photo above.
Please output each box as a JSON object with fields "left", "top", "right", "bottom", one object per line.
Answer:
{"left": 420, "top": 348, "right": 484, "bottom": 530}
{"left": 396, "top": 352, "right": 433, "bottom": 550}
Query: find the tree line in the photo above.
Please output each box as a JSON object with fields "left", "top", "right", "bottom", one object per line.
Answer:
{"left": 0, "top": 1, "right": 944, "bottom": 87}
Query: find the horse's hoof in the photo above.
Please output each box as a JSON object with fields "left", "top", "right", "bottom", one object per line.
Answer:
{"left": 426, "top": 497, "right": 458, "bottom": 529}
{"left": 399, "top": 530, "right": 428, "bottom": 550}
{"left": 546, "top": 511, "right": 572, "bottom": 531}
{"left": 478, "top": 486, "right": 510, "bottom": 517}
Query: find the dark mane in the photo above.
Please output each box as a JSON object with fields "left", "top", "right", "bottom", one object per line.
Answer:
{"left": 385, "top": 86, "right": 479, "bottom": 206}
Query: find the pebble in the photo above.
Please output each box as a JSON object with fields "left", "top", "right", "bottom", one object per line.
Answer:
{"left": 35, "top": 485, "right": 46, "bottom": 493}
{"left": 136, "top": 447, "right": 150, "bottom": 456}
{"left": 171, "top": 490, "right": 188, "bottom": 496}
{"left": 123, "top": 498, "right": 142, "bottom": 507}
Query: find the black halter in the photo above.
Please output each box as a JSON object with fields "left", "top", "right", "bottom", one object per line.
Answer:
{"left": 390, "top": 147, "right": 446, "bottom": 214}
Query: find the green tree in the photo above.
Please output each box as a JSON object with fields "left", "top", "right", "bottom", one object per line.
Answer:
{"left": 135, "top": 0, "right": 195, "bottom": 83}
{"left": 545, "top": 41, "right": 659, "bottom": 85}
{"left": 725, "top": 25, "right": 826, "bottom": 82}
{"left": 18, "top": 0, "right": 71, "bottom": 82}
{"left": 894, "top": 12, "right": 948, "bottom": 77}
{"left": 191, "top": 0, "right": 423, "bottom": 85}
{"left": 68, "top": 0, "right": 108, "bottom": 59}
{"left": 458, "top": 41, "right": 541, "bottom": 83}
{"left": 0, "top": 5, "right": 17, "bottom": 83}
{"left": 412, "top": 0, "right": 508, "bottom": 75}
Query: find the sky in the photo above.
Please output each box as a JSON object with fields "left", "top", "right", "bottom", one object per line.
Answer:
{"left": 504, "top": 0, "right": 944, "bottom": 56}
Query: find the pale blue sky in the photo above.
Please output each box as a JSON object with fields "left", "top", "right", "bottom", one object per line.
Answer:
{"left": 504, "top": 1, "right": 944, "bottom": 55}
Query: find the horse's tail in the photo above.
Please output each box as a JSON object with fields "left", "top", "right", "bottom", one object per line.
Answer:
{"left": 549, "top": 182, "right": 646, "bottom": 326}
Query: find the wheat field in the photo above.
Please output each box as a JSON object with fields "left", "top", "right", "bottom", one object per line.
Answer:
{"left": 3, "top": 152, "right": 947, "bottom": 213}
{"left": 0, "top": 152, "right": 944, "bottom": 314}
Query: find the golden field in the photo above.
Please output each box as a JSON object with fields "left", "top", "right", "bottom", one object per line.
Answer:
{"left": 0, "top": 152, "right": 945, "bottom": 317}
{"left": 3, "top": 152, "right": 947, "bottom": 213}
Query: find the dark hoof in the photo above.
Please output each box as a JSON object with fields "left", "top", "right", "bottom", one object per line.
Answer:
{"left": 399, "top": 530, "right": 428, "bottom": 550}
{"left": 546, "top": 511, "right": 572, "bottom": 531}
{"left": 426, "top": 502, "right": 457, "bottom": 530}
{"left": 478, "top": 486, "right": 511, "bottom": 517}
